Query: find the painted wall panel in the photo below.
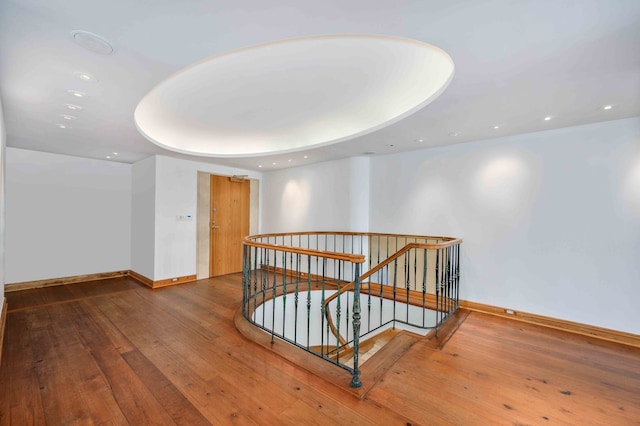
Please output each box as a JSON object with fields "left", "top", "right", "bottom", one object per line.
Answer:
{"left": 153, "top": 156, "right": 260, "bottom": 280}
{"left": 0, "top": 98, "right": 5, "bottom": 297}
{"left": 369, "top": 118, "right": 640, "bottom": 334}
{"left": 5, "top": 148, "right": 132, "bottom": 283}
{"left": 131, "top": 156, "right": 156, "bottom": 279}
{"left": 261, "top": 157, "right": 370, "bottom": 233}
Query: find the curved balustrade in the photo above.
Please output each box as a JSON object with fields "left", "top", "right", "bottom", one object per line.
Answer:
{"left": 242, "top": 232, "right": 462, "bottom": 388}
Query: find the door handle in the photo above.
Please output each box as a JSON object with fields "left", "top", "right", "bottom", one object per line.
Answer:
{"left": 212, "top": 225, "right": 220, "bottom": 229}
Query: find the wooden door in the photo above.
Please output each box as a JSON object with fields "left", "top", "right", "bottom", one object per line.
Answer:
{"left": 210, "top": 175, "right": 250, "bottom": 277}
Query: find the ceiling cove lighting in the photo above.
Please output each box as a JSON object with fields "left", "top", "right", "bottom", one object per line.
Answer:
{"left": 135, "top": 34, "right": 455, "bottom": 157}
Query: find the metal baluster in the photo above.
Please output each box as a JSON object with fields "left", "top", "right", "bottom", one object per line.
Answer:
{"left": 405, "top": 250, "right": 410, "bottom": 324}
{"left": 422, "top": 248, "right": 427, "bottom": 327}
{"left": 294, "top": 253, "right": 299, "bottom": 344}
{"left": 260, "top": 248, "right": 266, "bottom": 326}
{"left": 252, "top": 246, "right": 258, "bottom": 319}
{"left": 413, "top": 239, "right": 417, "bottom": 292}
{"left": 393, "top": 258, "right": 398, "bottom": 329}
{"left": 443, "top": 246, "right": 449, "bottom": 317}
{"left": 282, "top": 251, "right": 287, "bottom": 338}
{"left": 321, "top": 257, "right": 326, "bottom": 356}
{"left": 345, "top": 274, "right": 351, "bottom": 342}
{"left": 379, "top": 266, "right": 384, "bottom": 326}
{"left": 271, "top": 249, "right": 277, "bottom": 344}
{"left": 367, "top": 270, "right": 372, "bottom": 332}
{"left": 456, "top": 243, "right": 461, "bottom": 308}
{"left": 448, "top": 246, "right": 453, "bottom": 315}
{"left": 244, "top": 245, "right": 249, "bottom": 316}
{"left": 307, "top": 255, "right": 312, "bottom": 349}
{"left": 335, "top": 261, "right": 342, "bottom": 363}
{"left": 435, "top": 248, "right": 440, "bottom": 336}
{"left": 242, "top": 244, "right": 247, "bottom": 316}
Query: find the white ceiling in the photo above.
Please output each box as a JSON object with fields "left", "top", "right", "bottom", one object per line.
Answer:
{"left": 1, "top": 0, "right": 639, "bottom": 171}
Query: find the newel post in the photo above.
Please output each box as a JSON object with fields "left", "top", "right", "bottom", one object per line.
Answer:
{"left": 350, "top": 262, "right": 362, "bottom": 388}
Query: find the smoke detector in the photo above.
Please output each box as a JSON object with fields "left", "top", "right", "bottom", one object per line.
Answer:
{"left": 70, "top": 30, "right": 115, "bottom": 55}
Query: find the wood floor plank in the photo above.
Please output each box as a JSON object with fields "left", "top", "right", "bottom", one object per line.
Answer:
{"left": 373, "top": 312, "right": 640, "bottom": 424}
{"left": 68, "top": 302, "right": 178, "bottom": 425}
{"left": 0, "top": 311, "right": 46, "bottom": 426}
{"left": 120, "top": 349, "right": 211, "bottom": 426}
{"left": 67, "top": 276, "right": 142, "bottom": 299}
{"left": 29, "top": 303, "right": 128, "bottom": 424}
{"left": 91, "top": 291, "right": 262, "bottom": 424}
{"left": 1, "top": 274, "right": 639, "bottom": 425}
{"left": 80, "top": 300, "right": 135, "bottom": 354}
{"left": 113, "top": 283, "right": 411, "bottom": 424}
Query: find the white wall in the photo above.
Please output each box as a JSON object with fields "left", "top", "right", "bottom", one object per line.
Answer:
{"left": 261, "top": 157, "right": 371, "bottom": 233}
{"left": 5, "top": 148, "right": 132, "bottom": 283}
{"left": 369, "top": 118, "right": 640, "bottom": 334}
{"left": 131, "top": 156, "right": 156, "bottom": 279}
{"left": 151, "top": 155, "right": 261, "bottom": 280}
{"left": 0, "top": 98, "right": 6, "bottom": 299}
{"left": 259, "top": 118, "right": 640, "bottom": 334}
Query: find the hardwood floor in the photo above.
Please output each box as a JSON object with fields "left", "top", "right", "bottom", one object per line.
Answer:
{"left": 1, "top": 274, "right": 639, "bottom": 425}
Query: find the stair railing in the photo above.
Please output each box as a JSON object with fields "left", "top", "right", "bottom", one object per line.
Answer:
{"left": 323, "top": 239, "right": 461, "bottom": 351}
{"left": 242, "top": 232, "right": 461, "bottom": 389}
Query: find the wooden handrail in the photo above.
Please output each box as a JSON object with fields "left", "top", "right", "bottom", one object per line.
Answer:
{"left": 321, "top": 240, "right": 462, "bottom": 348}
{"left": 245, "top": 231, "right": 462, "bottom": 245}
{"left": 243, "top": 233, "right": 462, "bottom": 265}
{"left": 243, "top": 238, "right": 366, "bottom": 263}
{"left": 322, "top": 241, "right": 457, "bottom": 307}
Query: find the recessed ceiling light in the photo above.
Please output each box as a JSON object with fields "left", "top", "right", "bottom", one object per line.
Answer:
{"left": 544, "top": 116, "right": 552, "bottom": 121}
{"left": 448, "top": 131, "right": 461, "bottom": 137}
{"left": 493, "top": 125, "right": 500, "bottom": 129}
{"left": 287, "top": 159, "right": 292, "bottom": 163}
{"left": 386, "top": 144, "right": 395, "bottom": 147}
{"left": 106, "top": 156, "right": 111, "bottom": 159}
{"left": 113, "top": 152, "right": 118, "bottom": 155}
{"left": 65, "top": 103, "right": 83, "bottom": 111}
{"left": 303, "top": 155, "right": 308, "bottom": 159}
{"left": 74, "top": 71, "right": 98, "bottom": 83}
{"left": 56, "top": 123, "right": 68, "bottom": 129}
{"left": 272, "top": 162, "right": 277, "bottom": 166}
{"left": 414, "top": 138, "right": 424, "bottom": 143}
{"left": 258, "top": 165, "right": 262, "bottom": 168}
{"left": 70, "top": 30, "right": 115, "bottom": 55}
{"left": 60, "top": 114, "right": 76, "bottom": 120}
{"left": 603, "top": 105, "right": 613, "bottom": 110}
{"left": 67, "top": 90, "right": 86, "bottom": 98}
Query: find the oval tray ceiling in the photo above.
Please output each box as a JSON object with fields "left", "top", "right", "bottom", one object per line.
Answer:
{"left": 135, "top": 34, "right": 454, "bottom": 157}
